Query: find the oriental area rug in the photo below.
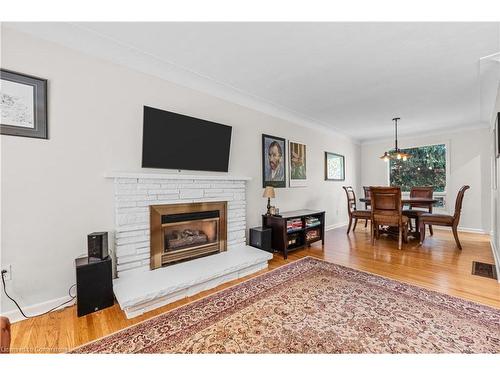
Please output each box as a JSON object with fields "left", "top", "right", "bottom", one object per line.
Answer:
{"left": 71, "top": 257, "right": 500, "bottom": 354}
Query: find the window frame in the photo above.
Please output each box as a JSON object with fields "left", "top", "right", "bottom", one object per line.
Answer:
{"left": 386, "top": 140, "right": 450, "bottom": 211}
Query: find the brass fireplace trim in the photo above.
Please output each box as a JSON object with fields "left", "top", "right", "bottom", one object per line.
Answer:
{"left": 150, "top": 201, "right": 227, "bottom": 270}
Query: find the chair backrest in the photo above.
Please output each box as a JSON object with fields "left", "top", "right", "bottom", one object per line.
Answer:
{"left": 363, "top": 186, "right": 371, "bottom": 198}
{"left": 409, "top": 186, "right": 433, "bottom": 208}
{"left": 342, "top": 186, "right": 357, "bottom": 215}
{"left": 453, "top": 185, "right": 470, "bottom": 224}
{"left": 363, "top": 186, "right": 372, "bottom": 208}
{"left": 370, "top": 186, "right": 402, "bottom": 223}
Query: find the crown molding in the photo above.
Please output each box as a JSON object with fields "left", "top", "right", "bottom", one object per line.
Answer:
{"left": 3, "top": 22, "right": 358, "bottom": 144}
{"left": 360, "top": 122, "right": 491, "bottom": 146}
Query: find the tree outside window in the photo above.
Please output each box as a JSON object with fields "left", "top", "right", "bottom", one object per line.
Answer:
{"left": 389, "top": 144, "right": 447, "bottom": 193}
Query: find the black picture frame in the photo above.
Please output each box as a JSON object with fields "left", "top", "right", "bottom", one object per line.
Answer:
{"left": 325, "top": 152, "right": 345, "bottom": 181}
{"left": 496, "top": 112, "right": 500, "bottom": 158}
{"left": 1, "top": 69, "right": 48, "bottom": 139}
{"left": 262, "top": 134, "right": 286, "bottom": 188}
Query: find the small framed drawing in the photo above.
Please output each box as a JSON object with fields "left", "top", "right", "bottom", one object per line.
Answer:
{"left": 262, "top": 134, "right": 286, "bottom": 188}
{"left": 1, "top": 69, "right": 48, "bottom": 139}
{"left": 325, "top": 152, "right": 345, "bottom": 181}
{"left": 289, "top": 141, "right": 307, "bottom": 187}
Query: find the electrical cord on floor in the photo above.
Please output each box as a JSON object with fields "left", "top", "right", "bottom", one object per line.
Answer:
{"left": 1, "top": 270, "right": 76, "bottom": 319}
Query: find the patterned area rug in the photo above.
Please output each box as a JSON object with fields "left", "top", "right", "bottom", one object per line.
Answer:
{"left": 71, "top": 257, "right": 500, "bottom": 353}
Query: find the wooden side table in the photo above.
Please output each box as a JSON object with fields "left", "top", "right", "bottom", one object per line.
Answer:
{"left": 262, "top": 209, "right": 325, "bottom": 259}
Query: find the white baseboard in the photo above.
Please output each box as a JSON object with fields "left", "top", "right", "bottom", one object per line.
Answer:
{"left": 490, "top": 238, "right": 500, "bottom": 284}
{"left": 2, "top": 295, "right": 75, "bottom": 323}
{"left": 434, "top": 226, "right": 488, "bottom": 235}
{"left": 326, "top": 222, "right": 348, "bottom": 231}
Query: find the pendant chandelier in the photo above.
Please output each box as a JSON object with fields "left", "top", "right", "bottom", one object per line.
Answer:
{"left": 380, "top": 117, "right": 411, "bottom": 162}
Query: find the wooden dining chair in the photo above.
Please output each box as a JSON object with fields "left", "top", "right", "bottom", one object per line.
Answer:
{"left": 342, "top": 186, "right": 371, "bottom": 234}
{"left": 362, "top": 186, "right": 372, "bottom": 227}
{"left": 402, "top": 186, "right": 434, "bottom": 234}
{"left": 370, "top": 186, "right": 408, "bottom": 250}
{"left": 419, "top": 185, "right": 470, "bottom": 249}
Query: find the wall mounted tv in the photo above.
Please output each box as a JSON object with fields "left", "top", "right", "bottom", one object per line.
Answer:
{"left": 142, "top": 106, "right": 232, "bottom": 172}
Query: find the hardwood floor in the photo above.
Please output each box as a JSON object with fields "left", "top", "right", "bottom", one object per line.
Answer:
{"left": 8, "top": 226, "right": 500, "bottom": 353}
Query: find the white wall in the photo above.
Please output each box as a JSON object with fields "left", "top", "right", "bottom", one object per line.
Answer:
{"left": 360, "top": 127, "right": 492, "bottom": 233}
{"left": 0, "top": 27, "right": 361, "bottom": 315}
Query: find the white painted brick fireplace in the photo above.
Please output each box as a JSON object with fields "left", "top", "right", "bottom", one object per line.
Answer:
{"left": 107, "top": 172, "right": 250, "bottom": 278}
{"left": 105, "top": 172, "right": 272, "bottom": 318}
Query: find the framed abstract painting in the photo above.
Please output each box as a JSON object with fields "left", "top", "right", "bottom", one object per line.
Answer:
{"left": 0, "top": 69, "right": 48, "bottom": 139}
{"left": 325, "top": 152, "right": 345, "bottom": 181}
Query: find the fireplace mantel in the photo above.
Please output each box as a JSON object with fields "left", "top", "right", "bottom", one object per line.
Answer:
{"left": 105, "top": 171, "right": 251, "bottom": 181}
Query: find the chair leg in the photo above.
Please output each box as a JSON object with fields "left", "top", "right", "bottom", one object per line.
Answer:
{"left": 364, "top": 219, "right": 368, "bottom": 228}
{"left": 371, "top": 221, "right": 375, "bottom": 245}
{"left": 419, "top": 222, "right": 426, "bottom": 244}
{"left": 398, "top": 225, "right": 402, "bottom": 250}
{"left": 452, "top": 225, "right": 462, "bottom": 250}
{"left": 429, "top": 225, "right": 434, "bottom": 236}
{"left": 353, "top": 218, "right": 358, "bottom": 232}
{"left": 403, "top": 224, "right": 408, "bottom": 243}
{"left": 409, "top": 218, "right": 413, "bottom": 231}
{"left": 347, "top": 217, "right": 352, "bottom": 234}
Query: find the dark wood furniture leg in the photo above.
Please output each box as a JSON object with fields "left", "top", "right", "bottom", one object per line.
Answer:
{"left": 428, "top": 205, "right": 434, "bottom": 236}
{"left": 419, "top": 221, "right": 426, "bottom": 244}
{"left": 347, "top": 218, "right": 353, "bottom": 234}
{"left": 452, "top": 225, "right": 462, "bottom": 250}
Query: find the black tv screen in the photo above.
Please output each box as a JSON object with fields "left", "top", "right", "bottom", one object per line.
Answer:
{"left": 142, "top": 106, "right": 232, "bottom": 172}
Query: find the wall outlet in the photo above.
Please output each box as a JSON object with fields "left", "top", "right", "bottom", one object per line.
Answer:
{"left": 1, "top": 265, "right": 12, "bottom": 281}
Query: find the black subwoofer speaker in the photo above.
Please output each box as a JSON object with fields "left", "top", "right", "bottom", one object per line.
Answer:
{"left": 87, "top": 232, "right": 108, "bottom": 259}
{"left": 75, "top": 255, "right": 114, "bottom": 317}
{"left": 249, "top": 226, "right": 273, "bottom": 252}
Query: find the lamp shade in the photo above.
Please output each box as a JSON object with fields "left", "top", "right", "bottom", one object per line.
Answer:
{"left": 262, "top": 186, "right": 275, "bottom": 198}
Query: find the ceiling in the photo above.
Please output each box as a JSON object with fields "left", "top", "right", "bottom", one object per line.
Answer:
{"left": 5, "top": 22, "right": 500, "bottom": 142}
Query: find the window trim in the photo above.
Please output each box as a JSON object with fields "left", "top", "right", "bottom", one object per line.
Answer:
{"left": 386, "top": 140, "right": 451, "bottom": 211}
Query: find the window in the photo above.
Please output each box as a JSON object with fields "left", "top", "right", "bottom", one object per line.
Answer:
{"left": 389, "top": 144, "right": 447, "bottom": 197}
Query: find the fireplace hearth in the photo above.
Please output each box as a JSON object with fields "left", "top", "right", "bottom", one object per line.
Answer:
{"left": 150, "top": 202, "right": 227, "bottom": 269}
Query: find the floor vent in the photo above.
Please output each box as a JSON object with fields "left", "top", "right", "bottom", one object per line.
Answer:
{"left": 471, "top": 261, "right": 498, "bottom": 280}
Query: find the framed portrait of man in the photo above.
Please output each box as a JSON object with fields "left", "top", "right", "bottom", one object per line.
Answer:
{"left": 289, "top": 141, "right": 307, "bottom": 187}
{"left": 262, "top": 134, "right": 286, "bottom": 188}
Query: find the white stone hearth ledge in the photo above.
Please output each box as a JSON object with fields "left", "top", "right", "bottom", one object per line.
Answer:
{"left": 105, "top": 171, "right": 251, "bottom": 181}
{"left": 113, "top": 245, "right": 273, "bottom": 319}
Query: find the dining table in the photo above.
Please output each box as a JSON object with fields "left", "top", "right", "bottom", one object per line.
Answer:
{"left": 359, "top": 197, "right": 439, "bottom": 239}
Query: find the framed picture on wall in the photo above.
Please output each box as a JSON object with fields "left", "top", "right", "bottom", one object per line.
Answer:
{"left": 496, "top": 112, "right": 499, "bottom": 158}
{"left": 325, "top": 152, "right": 345, "bottom": 181}
{"left": 289, "top": 141, "right": 307, "bottom": 187}
{"left": 0, "top": 69, "right": 48, "bottom": 139}
{"left": 262, "top": 134, "right": 286, "bottom": 188}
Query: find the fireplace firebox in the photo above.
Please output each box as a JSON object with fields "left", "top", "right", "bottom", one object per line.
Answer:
{"left": 150, "top": 202, "right": 227, "bottom": 269}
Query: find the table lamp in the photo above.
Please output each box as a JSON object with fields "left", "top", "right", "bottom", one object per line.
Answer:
{"left": 263, "top": 186, "right": 275, "bottom": 215}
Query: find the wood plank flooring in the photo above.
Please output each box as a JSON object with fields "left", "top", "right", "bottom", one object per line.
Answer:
{"left": 8, "top": 226, "right": 500, "bottom": 353}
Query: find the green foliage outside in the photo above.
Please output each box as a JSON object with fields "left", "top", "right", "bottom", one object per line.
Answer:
{"left": 389, "top": 144, "right": 446, "bottom": 192}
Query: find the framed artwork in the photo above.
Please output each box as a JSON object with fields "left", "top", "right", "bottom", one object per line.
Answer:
{"left": 325, "top": 152, "right": 345, "bottom": 181}
{"left": 1, "top": 69, "right": 48, "bottom": 139}
{"left": 289, "top": 141, "right": 307, "bottom": 187}
{"left": 262, "top": 134, "right": 286, "bottom": 188}
{"left": 496, "top": 112, "right": 499, "bottom": 158}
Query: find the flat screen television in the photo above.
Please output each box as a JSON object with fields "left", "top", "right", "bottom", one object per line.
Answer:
{"left": 142, "top": 106, "right": 232, "bottom": 172}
